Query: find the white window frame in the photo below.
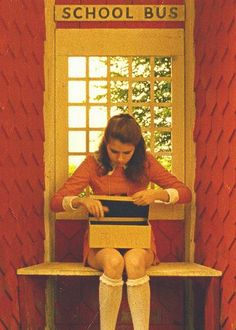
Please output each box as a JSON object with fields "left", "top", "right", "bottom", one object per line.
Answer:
{"left": 55, "top": 28, "right": 185, "bottom": 220}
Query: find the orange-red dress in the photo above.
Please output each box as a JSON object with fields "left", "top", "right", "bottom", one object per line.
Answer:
{"left": 50, "top": 152, "right": 192, "bottom": 264}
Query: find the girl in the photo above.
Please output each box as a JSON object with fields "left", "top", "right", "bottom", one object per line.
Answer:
{"left": 51, "top": 114, "right": 192, "bottom": 330}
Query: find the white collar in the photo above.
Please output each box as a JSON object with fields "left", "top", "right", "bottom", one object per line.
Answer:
{"left": 108, "top": 164, "right": 127, "bottom": 175}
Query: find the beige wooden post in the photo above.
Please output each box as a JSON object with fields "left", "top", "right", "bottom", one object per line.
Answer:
{"left": 185, "top": 0, "right": 196, "bottom": 328}
{"left": 44, "top": 1, "right": 56, "bottom": 328}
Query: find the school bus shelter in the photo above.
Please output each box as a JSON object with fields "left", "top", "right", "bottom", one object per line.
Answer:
{"left": 0, "top": 1, "right": 235, "bottom": 329}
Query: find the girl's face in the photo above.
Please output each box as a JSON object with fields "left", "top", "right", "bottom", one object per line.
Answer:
{"left": 106, "top": 139, "right": 135, "bottom": 167}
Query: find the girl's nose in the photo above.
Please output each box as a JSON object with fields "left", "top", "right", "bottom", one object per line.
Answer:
{"left": 118, "top": 153, "right": 124, "bottom": 163}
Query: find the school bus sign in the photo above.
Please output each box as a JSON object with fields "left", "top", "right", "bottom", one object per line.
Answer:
{"left": 55, "top": 5, "right": 185, "bottom": 22}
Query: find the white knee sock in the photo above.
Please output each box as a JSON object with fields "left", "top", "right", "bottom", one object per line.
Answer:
{"left": 99, "top": 273, "right": 124, "bottom": 330}
{"left": 126, "top": 275, "right": 150, "bottom": 330}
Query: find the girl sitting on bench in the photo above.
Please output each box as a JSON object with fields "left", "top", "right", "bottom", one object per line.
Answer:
{"left": 51, "top": 114, "right": 191, "bottom": 330}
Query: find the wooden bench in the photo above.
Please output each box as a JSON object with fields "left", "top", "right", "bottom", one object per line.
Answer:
{"left": 17, "top": 197, "right": 222, "bottom": 328}
{"left": 17, "top": 261, "right": 222, "bottom": 277}
{"left": 17, "top": 196, "right": 222, "bottom": 280}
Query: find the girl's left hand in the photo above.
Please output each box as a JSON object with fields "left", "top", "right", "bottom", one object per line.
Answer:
{"left": 132, "top": 189, "right": 169, "bottom": 205}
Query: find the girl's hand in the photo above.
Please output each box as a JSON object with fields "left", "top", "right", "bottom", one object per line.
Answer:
{"left": 72, "top": 197, "right": 109, "bottom": 218}
{"left": 132, "top": 189, "right": 169, "bottom": 205}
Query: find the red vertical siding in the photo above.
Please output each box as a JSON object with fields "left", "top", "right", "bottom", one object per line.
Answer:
{"left": 0, "top": 1, "right": 45, "bottom": 329}
{"left": 194, "top": 1, "right": 236, "bottom": 329}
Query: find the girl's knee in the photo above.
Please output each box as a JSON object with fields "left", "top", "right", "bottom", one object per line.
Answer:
{"left": 103, "top": 252, "right": 125, "bottom": 279}
{"left": 124, "top": 251, "right": 146, "bottom": 279}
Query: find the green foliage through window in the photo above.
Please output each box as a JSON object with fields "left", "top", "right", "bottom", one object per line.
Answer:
{"left": 68, "top": 56, "right": 172, "bottom": 174}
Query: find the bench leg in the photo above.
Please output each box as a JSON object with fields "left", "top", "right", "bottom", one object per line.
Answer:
{"left": 45, "top": 277, "right": 55, "bottom": 330}
{"left": 185, "top": 279, "right": 194, "bottom": 329}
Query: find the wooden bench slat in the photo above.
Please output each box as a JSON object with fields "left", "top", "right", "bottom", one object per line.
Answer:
{"left": 17, "top": 262, "right": 102, "bottom": 276}
{"left": 17, "top": 262, "right": 222, "bottom": 277}
{"left": 147, "top": 262, "right": 222, "bottom": 277}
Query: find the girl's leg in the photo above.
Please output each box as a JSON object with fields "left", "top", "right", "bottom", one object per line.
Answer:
{"left": 88, "top": 248, "right": 125, "bottom": 278}
{"left": 87, "top": 248, "right": 125, "bottom": 330}
{"left": 124, "top": 248, "right": 154, "bottom": 330}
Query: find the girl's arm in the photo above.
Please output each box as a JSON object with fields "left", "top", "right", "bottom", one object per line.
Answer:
{"left": 132, "top": 153, "right": 192, "bottom": 205}
{"left": 50, "top": 156, "right": 92, "bottom": 212}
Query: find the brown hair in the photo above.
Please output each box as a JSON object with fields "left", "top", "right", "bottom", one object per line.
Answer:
{"left": 96, "top": 114, "right": 148, "bottom": 183}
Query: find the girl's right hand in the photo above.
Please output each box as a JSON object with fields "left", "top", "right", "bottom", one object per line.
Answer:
{"left": 72, "top": 197, "right": 109, "bottom": 218}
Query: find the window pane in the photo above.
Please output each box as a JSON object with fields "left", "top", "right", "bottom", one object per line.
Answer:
{"left": 154, "top": 81, "right": 171, "bottom": 103}
{"left": 154, "top": 57, "right": 172, "bottom": 77}
{"left": 132, "top": 81, "right": 150, "bottom": 102}
{"left": 143, "top": 131, "right": 151, "bottom": 150}
{"left": 68, "top": 155, "right": 86, "bottom": 176}
{"left": 68, "top": 81, "right": 86, "bottom": 103}
{"left": 68, "top": 106, "right": 86, "bottom": 128}
{"left": 89, "top": 81, "right": 107, "bottom": 103}
{"left": 154, "top": 132, "right": 172, "bottom": 153}
{"left": 110, "top": 106, "right": 128, "bottom": 117}
{"left": 110, "top": 81, "right": 128, "bottom": 103}
{"left": 157, "top": 155, "right": 172, "bottom": 171}
{"left": 132, "top": 57, "right": 151, "bottom": 78}
{"left": 110, "top": 57, "right": 129, "bottom": 77}
{"left": 89, "top": 131, "right": 103, "bottom": 152}
{"left": 132, "top": 106, "right": 151, "bottom": 127}
{"left": 69, "top": 131, "right": 86, "bottom": 152}
{"left": 154, "top": 107, "right": 172, "bottom": 128}
{"left": 68, "top": 57, "right": 86, "bottom": 78}
{"left": 89, "top": 106, "right": 107, "bottom": 128}
{"left": 89, "top": 57, "right": 107, "bottom": 78}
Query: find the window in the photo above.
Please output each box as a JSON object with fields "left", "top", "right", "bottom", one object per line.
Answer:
{"left": 55, "top": 29, "right": 185, "bottom": 219}
{"left": 67, "top": 56, "right": 173, "bottom": 177}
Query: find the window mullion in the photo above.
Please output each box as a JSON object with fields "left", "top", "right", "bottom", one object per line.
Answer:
{"left": 128, "top": 57, "right": 132, "bottom": 115}
{"left": 107, "top": 57, "right": 111, "bottom": 120}
{"left": 150, "top": 56, "right": 155, "bottom": 154}
{"left": 86, "top": 57, "right": 90, "bottom": 155}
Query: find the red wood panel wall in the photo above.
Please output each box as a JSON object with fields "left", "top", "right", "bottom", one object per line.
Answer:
{"left": 54, "top": 1, "right": 186, "bottom": 329}
{"left": 0, "top": 1, "right": 46, "bottom": 329}
{"left": 194, "top": 1, "right": 236, "bottom": 329}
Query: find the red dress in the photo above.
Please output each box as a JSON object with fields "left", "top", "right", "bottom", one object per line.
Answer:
{"left": 51, "top": 152, "right": 192, "bottom": 264}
